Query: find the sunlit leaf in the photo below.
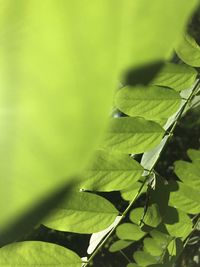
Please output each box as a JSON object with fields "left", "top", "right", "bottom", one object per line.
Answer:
{"left": 169, "top": 181, "right": 200, "bottom": 214}
{"left": 187, "top": 149, "right": 200, "bottom": 164}
{"left": 79, "top": 150, "right": 143, "bottom": 192}
{"left": 109, "top": 240, "right": 133, "bottom": 253}
{"left": 168, "top": 238, "right": 183, "bottom": 257}
{"left": 143, "top": 237, "right": 164, "bottom": 256}
{"left": 151, "top": 62, "right": 197, "bottom": 91}
{"left": 176, "top": 33, "right": 200, "bottom": 67}
{"left": 43, "top": 192, "right": 118, "bottom": 234}
{"left": 115, "top": 86, "right": 181, "bottom": 121}
{"left": 0, "top": 241, "right": 82, "bottom": 267}
{"left": 174, "top": 160, "right": 200, "bottom": 189}
{"left": 121, "top": 182, "right": 146, "bottom": 201}
{"left": 116, "top": 223, "right": 146, "bottom": 241}
{"left": 130, "top": 208, "right": 144, "bottom": 225}
{"left": 0, "top": 0, "right": 120, "bottom": 233}
{"left": 105, "top": 117, "right": 165, "bottom": 154}
{"left": 150, "top": 230, "right": 172, "bottom": 247}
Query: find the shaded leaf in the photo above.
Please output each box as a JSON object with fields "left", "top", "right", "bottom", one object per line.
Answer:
{"left": 149, "top": 177, "right": 170, "bottom": 217}
{"left": 164, "top": 207, "right": 192, "bottom": 238}
{"left": 133, "top": 251, "right": 160, "bottom": 266}
{"left": 127, "top": 264, "right": 141, "bottom": 267}
{"left": 43, "top": 192, "right": 118, "bottom": 234}
{"left": 124, "top": 61, "right": 164, "bottom": 86}
{"left": 105, "top": 117, "right": 165, "bottom": 154}
{"left": 0, "top": 182, "right": 74, "bottom": 247}
{"left": 143, "top": 204, "right": 162, "bottom": 228}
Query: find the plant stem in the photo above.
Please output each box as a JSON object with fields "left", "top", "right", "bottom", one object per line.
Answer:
{"left": 183, "top": 215, "right": 200, "bottom": 248}
{"left": 83, "top": 80, "right": 200, "bottom": 267}
{"left": 119, "top": 250, "right": 132, "bottom": 263}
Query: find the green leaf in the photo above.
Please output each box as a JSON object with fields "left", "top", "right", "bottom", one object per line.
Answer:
{"left": 169, "top": 181, "right": 200, "bottom": 214}
{"left": 79, "top": 150, "right": 143, "bottom": 191}
{"left": 143, "top": 204, "right": 162, "bottom": 228}
{"left": 105, "top": 117, "right": 165, "bottom": 154}
{"left": 0, "top": 1, "right": 121, "bottom": 233}
{"left": 187, "top": 149, "right": 200, "bottom": 164}
{"left": 168, "top": 238, "right": 183, "bottom": 257}
{"left": 133, "top": 251, "right": 160, "bottom": 266}
{"left": 116, "top": 223, "right": 146, "bottom": 241}
{"left": 130, "top": 208, "right": 144, "bottom": 225}
{"left": 141, "top": 136, "right": 168, "bottom": 170}
{"left": 43, "top": 191, "right": 118, "bottom": 234}
{"left": 143, "top": 237, "right": 165, "bottom": 256}
{"left": 117, "top": 0, "right": 198, "bottom": 69}
{"left": 115, "top": 86, "right": 181, "bottom": 121}
{"left": 149, "top": 177, "right": 170, "bottom": 217}
{"left": 150, "top": 230, "right": 172, "bottom": 247}
{"left": 0, "top": 241, "right": 82, "bottom": 266}
{"left": 164, "top": 207, "right": 192, "bottom": 238}
{"left": 151, "top": 62, "right": 197, "bottom": 91}
{"left": 0, "top": 0, "right": 198, "bottom": 234}
{"left": 109, "top": 240, "right": 133, "bottom": 253}
{"left": 174, "top": 160, "right": 200, "bottom": 189}
{"left": 176, "top": 33, "right": 200, "bottom": 67}
{"left": 121, "top": 182, "right": 146, "bottom": 201}
{"left": 0, "top": 182, "right": 74, "bottom": 247}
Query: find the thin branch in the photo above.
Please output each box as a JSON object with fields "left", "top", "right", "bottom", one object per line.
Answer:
{"left": 119, "top": 250, "right": 132, "bottom": 263}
